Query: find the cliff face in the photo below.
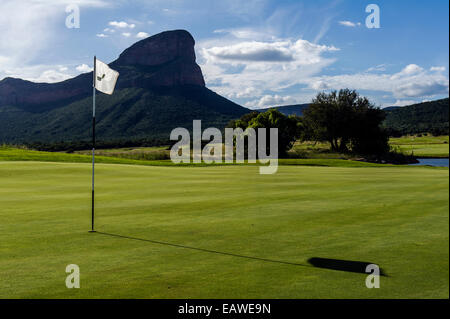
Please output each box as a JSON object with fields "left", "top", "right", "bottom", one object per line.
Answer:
{"left": 0, "top": 30, "right": 248, "bottom": 143}
{"left": 113, "top": 30, "right": 205, "bottom": 87}
{"left": 0, "top": 76, "right": 90, "bottom": 110}
{"left": 116, "top": 30, "right": 197, "bottom": 66}
{"left": 0, "top": 30, "right": 205, "bottom": 110}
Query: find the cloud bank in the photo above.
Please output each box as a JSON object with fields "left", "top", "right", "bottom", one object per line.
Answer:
{"left": 198, "top": 28, "right": 449, "bottom": 108}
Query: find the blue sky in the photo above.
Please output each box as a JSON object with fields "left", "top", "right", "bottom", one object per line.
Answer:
{"left": 0, "top": 0, "right": 448, "bottom": 108}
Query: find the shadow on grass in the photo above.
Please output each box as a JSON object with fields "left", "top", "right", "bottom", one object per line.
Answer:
{"left": 94, "top": 232, "right": 386, "bottom": 276}
{"left": 95, "top": 231, "right": 312, "bottom": 268}
{"left": 308, "top": 257, "right": 387, "bottom": 276}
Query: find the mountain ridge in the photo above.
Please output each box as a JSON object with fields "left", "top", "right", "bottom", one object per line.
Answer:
{"left": 0, "top": 30, "right": 248, "bottom": 143}
{"left": 382, "top": 98, "right": 449, "bottom": 135}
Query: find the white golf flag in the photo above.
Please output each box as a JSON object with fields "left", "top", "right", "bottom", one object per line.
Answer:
{"left": 95, "top": 59, "right": 119, "bottom": 95}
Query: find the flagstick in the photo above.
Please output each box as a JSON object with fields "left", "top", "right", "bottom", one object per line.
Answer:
{"left": 90, "top": 55, "right": 96, "bottom": 233}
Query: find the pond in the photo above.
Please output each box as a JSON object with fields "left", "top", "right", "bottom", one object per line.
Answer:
{"left": 409, "top": 158, "right": 449, "bottom": 167}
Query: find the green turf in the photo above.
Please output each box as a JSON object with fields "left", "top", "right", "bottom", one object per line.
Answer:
{"left": 0, "top": 160, "right": 448, "bottom": 298}
{"left": 390, "top": 135, "right": 449, "bottom": 145}
{"left": 288, "top": 135, "right": 450, "bottom": 159}
{"left": 0, "top": 146, "right": 394, "bottom": 168}
{"left": 389, "top": 135, "right": 449, "bottom": 158}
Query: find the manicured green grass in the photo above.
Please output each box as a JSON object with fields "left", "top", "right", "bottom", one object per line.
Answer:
{"left": 289, "top": 135, "right": 449, "bottom": 159}
{"left": 395, "top": 144, "right": 449, "bottom": 158}
{"left": 0, "top": 146, "right": 392, "bottom": 168}
{"left": 390, "top": 135, "right": 449, "bottom": 158}
{"left": 0, "top": 160, "right": 448, "bottom": 298}
{"left": 390, "top": 135, "right": 449, "bottom": 145}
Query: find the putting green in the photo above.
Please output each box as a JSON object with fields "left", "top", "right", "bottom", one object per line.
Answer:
{"left": 0, "top": 161, "right": 448, "bottom": 298}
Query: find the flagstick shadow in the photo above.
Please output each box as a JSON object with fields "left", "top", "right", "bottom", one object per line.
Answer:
{"left": 95, "top": 231, "right": 311, "bottom": 268}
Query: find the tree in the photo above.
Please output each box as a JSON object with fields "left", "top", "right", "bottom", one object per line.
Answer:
{"left": 303, "top": 89, "right": 389, "bottom": 155}
{"left": 227, "top": 109, "right": 303, "bottom": 156}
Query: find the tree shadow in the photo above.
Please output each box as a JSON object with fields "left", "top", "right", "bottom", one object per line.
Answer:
{"left": 308, "top": 257, "right": 388, "bottom": 276}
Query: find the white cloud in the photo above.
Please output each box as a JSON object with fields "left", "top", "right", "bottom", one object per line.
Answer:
{"left": 245, "top": 94, "right": 297, "bottom": 109}
{"left": 122, "top": 32, "right": 131, "bottom": 37}
{"left": 218, "top": 87, "right": 262, "bottom": 100}
{"left": 108, "top": 21, "right": 136, "bottom": 29}
{"left": 314, "top": 16, "right": 334, "bottom": 43}
{"left": 393, "top": 81, "right": 448, "bottom": 98}
{"left": 0, "top": 64, "right": 75, "bottom": 83}
{"left": 338, "top": 20, "right": 360, "bottom": 27}
{"left": 31, "top": 69, "right": 73, "bottom": 83}
{"left": 401, "top": 63, "right": 423, "bottom": 74}
{"left": 308, "top": 64, "right": 449, "bottom": 99}
{"left": 205, "top": 42, "right": 294, "bottom": 62}
{"left": 136, "top": 32, "right": 149, "bottom": 38}
{"left": 103, "top": 28, "right": 115, "bottom": 33}
{"left": 0, "top": 0, "right": 109, "bottom": 81}
{"left": 390, "top": 64, "right": 424, "bottom": 79}
{"left": 236, "top": 87, "right": 259, "bottom": 98}
{"left": 199, "top": 32, "right": 339, "bottom": 102}
{"left": 367, "top": 64, "right": 388, "bottom": 72}
{"left": 311, "top": 80, "right": 330, "bottom": 90}
{"left": 0, "top": 1, "right": 59, "bottom": 70}
{"left": 3, "top": 60, "right": 101, "bottom": 83}
{"left": 213, "top": 28, "right": 276, "bottom": 41}
{"left": 203, "top": 39, "right": 338, "bottom": 63}
{"left": 200, "top": 27, "right": 448, "bottom": 107}
{"left": 96, "top": 33, "right": 108, "bottom": 38}
{"left": 75, "top": 64, "right": 93, "bottom": 73}
{"left": 430, "top": 66, "right": 446, "bottom": 72}
{"left": 391, "top": 100, "right": 418, "bottom": 107}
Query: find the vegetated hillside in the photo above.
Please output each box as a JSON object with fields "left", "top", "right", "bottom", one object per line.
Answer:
{"left": 382, "top": 98, "right": 449, "bottom": 136}
{"left": 259, "top": 103, "right": 309, "bottom": 116}
{"left": 0, "top": 30, "right": 248, "bottom": 144}
{"left": 0, "top": 86, "right": 245, "bottom": 144}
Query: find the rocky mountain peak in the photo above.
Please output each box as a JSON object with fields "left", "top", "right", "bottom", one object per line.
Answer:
{"left": 116, "top": 30, "right": 196, "bottom": 66}
{"left": 114, "top": 29, "right": 205, "bottom": 87}
{"left": 0, "top": 30, "right": 206, "bottom": 109}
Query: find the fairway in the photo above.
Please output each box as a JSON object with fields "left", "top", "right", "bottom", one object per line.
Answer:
{"left": 0, "top": 161, "right": 448, "bottom": 298}
{"left": 390, "top": 135, "right": 449, "bottom": 158}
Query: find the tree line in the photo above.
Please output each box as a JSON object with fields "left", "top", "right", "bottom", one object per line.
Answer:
{"left": 23, "top": 138, "right": 170, "bottom": 152}
{"left": 228, "top": 89, "right": 410, "bottom": 162}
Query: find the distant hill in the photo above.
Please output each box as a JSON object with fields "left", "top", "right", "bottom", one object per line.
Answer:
{"left": 382, "top": 98, "right": 449, "bottom": 136}
{"left": 258, "top": 99, "right": 449, "bottom": 136}
{"left": 259, "top": 103, "right": 309, "bottom": 116}
{"left": 0, "top": 30, "right": 248, "bottom": 144}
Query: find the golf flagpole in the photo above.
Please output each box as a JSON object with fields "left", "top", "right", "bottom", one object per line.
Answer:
{"left": 91, "top": 55, "right": 96, "bottom": 232}
{"left": 88, "top": 57, "right": 118, "bottom": 232}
